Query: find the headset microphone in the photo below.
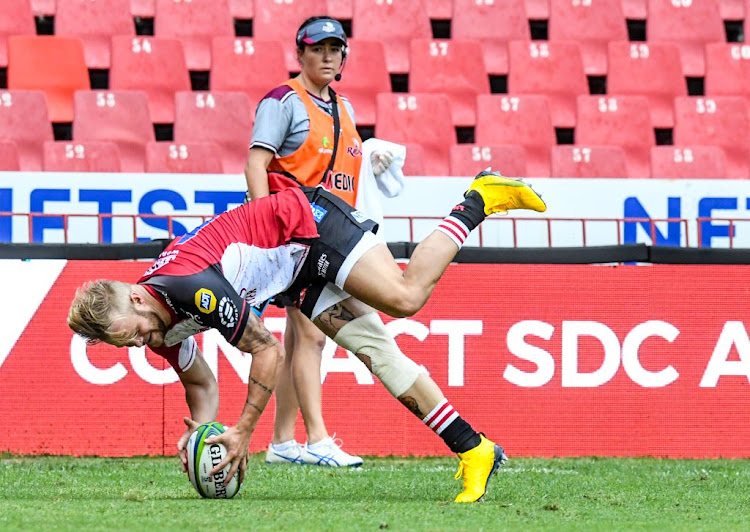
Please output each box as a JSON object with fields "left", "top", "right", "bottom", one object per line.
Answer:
{"left": 334, "top": 73, "right": 342, "bottom": 82}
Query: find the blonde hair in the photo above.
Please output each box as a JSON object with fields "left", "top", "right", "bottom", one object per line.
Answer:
{"left": 68, "top": 280, "right": 134, "bottom": 345}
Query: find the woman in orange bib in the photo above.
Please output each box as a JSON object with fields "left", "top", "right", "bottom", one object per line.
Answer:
{"left": 244, "top": 16, "right": 392, "bottom": 467}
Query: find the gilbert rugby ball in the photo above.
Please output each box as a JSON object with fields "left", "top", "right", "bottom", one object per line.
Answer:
{"left": 186, "top": 422, "right": 241, "bottom": 499}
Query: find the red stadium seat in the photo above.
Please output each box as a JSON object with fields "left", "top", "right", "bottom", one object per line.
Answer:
{"left": 375, "top": 93, "right": 455, "bottom": 176}
{"left": 0, "top": 0, "right": 36, "bottom": 68}
{"left": 705, "top": 43, "right": 750, "bottom": 109}
{"left": 327, "top": 0, "right": 353, "bottom": 19}
{"left": 475, "top": 95, "right": 555, "bottom": 177}
{"left": 230, "top": 0, "right": 254, "bottom": 19}
{"left": 650, "top": 146, "right": 728, "bottom": 178}
{"left": 452, "top": 0, "right": 530, "bottom": 76}
{"left": 720, "top": 0, "right": 744, "bottom": 19}
{"left": 43, "top": 141, "right": 122, "bottom": 172}
{"left": 403, "top": 142, "right": 426, "bottom": 176}
{"left": 548, "top": 0, "right": 627, "bottom": 76}
{"left": 173, "top": 91, "right": 253, "bottom": 174}
{"left": 333, "top": 39, "right": 390, "bottom": 126}
{"left": 409, "top": 39, "right": 489, "bottom": 127}
{"left": 352, "top": 0, "right": 431, "bottom": 74}
{"left": 673, "top": 96, "right": 750, "bottom": 178}
{"left": 130, "top": 0, "right": 154, "bottom": 17}
{"left": 31, "top": 0, "right": 56, "bottom": 15}
{"left": 110, "top": 36, "right": 191, "bottom": 123}
{"left": 7, "top": 36, "right": 91, "bottom": 122}
{"left": 607, "top": 41, "right": 686, "bottom": 128}
{"left": 621, "top": 0, "right": 646, "bottom": 19}
{"left": 426, "top": 0, "right": 452, "bottom": 18}
{"left": 0, "top": 90, "right": 53, "bottom": 171}
{"left": 527, "top": 0, "right": 550, "bottom": 19}
{"left": 211, "top": 38, "right": 289, "bottom": 110}
{"left": 551, "top": 145, "right": 629, "bottom": 177}
{"left": 55, "top": 0, "right": 135, "bottom": 69}
{"left": 0, "top": 140, "right": 20, "bottom": 171}
{"left": 73, "top": 90, "right": 155, "bottom": 172}
{"left": 575, "top": 95, "right": 654, "bottom": 177}
{"left": 647, "top": 0, "right": 724, "bottom": 77}
{"left": 253, "top": 0, "right": 328, "bottom": 73}
{"left": 450, "top": 144, "right": 527, "bottom": 178}
{"left": 154, "top": 0, "right": 234, "bottom": 71}
{"left": 145, "top": 141, "right": 224, "bottom": 173}
{"left": 507, "top": 40, "right": 588, "bottom": 128}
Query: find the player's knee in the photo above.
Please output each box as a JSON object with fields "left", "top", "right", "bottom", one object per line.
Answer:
{"left": 389, "top": 290, "right": 428, "bottom": 318}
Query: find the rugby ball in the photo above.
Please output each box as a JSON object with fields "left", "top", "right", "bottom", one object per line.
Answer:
{"left": 186, "top": 422, "right": 241, "bottom": 499}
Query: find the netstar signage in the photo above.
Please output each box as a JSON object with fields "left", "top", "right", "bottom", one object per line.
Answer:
{"left": 1, "top": 261, "right": 749, "bottom": 458}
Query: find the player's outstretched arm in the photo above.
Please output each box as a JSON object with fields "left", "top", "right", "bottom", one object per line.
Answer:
{"left": 176, "top": 351, "right": 218, "bottom": 472}
{"left": 206, "top": 311, "right": 284, "bottom": 484}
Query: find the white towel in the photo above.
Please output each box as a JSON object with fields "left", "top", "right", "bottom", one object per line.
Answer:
{"left": 356, "top": 138, "right": 406, "bottom": 238}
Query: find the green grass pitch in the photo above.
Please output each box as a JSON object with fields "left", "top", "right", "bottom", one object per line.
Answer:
{"left": 2, "top": 454, "right": 749, "bottom": 531}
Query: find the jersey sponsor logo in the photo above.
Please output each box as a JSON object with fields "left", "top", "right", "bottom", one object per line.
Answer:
{"left": 310, "top": 203, "right": 328, "bottom": 222}
{"left": 331, "top": 172, "right": 354, "bottom": 192}
{"left": 350, "top": 210, "right": 368, "bottom": 223}
{"left": 218, "top": 297, "right": 239, "bottom": 328}
{"left": 195, "top": 288, "right": 216, "bottom": 314}
{"left": 143, "top": 250, "right": 178, "bottom": 276}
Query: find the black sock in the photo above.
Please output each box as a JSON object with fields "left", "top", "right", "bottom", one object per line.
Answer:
{"left": 422, "top": 399, "right": 482, "bottom": 454}
{"left": 449, "top": 191, "right": 486, "bottom": 233}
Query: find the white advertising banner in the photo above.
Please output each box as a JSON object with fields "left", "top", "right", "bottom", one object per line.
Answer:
{"left": 1, "top": 172, "right": 747, "bottom": 247}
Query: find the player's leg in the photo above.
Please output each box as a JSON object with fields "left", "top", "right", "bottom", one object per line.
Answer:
{"left": 313, "top": 295, "right": 506, "bottom": 503}
{"left": 341, "top": 170, "right": 546, "bottom": 318}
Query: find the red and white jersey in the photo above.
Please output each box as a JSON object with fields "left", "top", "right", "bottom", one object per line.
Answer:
{"left": 139, "top": 187, "right": 319, "bottom": 372}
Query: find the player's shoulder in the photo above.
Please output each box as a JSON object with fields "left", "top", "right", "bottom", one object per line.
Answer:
{"left": 260, "top": 84, "right": 296, "bottom": 104}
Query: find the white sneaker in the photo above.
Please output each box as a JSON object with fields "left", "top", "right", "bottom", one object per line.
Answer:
{"left": 265, "top": 440, "right": 305, "bottom": 465}
{"left": 301, "top": 436, "right": 363, "bottom": 467}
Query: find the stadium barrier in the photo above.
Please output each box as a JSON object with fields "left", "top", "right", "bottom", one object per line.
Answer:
{"left": 2, "top": 255, "right": 749, "bottom": 459}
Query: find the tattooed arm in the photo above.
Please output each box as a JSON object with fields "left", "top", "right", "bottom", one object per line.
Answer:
{"left": 207, "top": 311, "right": 284, "bottom": 484}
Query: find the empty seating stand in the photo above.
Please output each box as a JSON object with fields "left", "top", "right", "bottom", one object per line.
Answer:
{"left": 0, "top": 140, "right": 20, "bottom": 171}
{"left": 452, "top": 0, "right": 530, "bottom": 76}
{"left": 650, "top": 145, "right": 728, "bottom": 178}
{"left": 475, "top": 94, "right": 556, "bottom": 177}
{"left": 647, "top": 0, "right": 725, "bottom": 77}
{"left": 154, "top": 0, "right": 234, "bottom": 71}
{"left": 507, "top": 40, "right": 588, "bottom": 128}
{"left": 55, "top": 0, "right": 136, "bottom": 69}
{"left": 548, "top": 0, "right": 628, "bottom": 76}
{"left": 0, "top": 90, "right": 54, "bottom": 171}
{"left": 673, "top": 96, "right": 750, "bottom": 178}
{"left": 145, "top": 141, "right": 224, "bottom": 173}
{"left": 551, "top": 145, "right": 629, "bottom": 177}
{"left": 352, "top": 0, "right": 431, "bottom": 74}
{"left": 333, "top": 39, "right": 390, "bottom": 126}
{"left": 575, "top": 95, "right": 654, "bottom": 177}
{"left": 705, "top": 43, "right": 750, "bottom": 110}
{"left": 0, "top": 0, "right": 36, "bottom": 69}
{"left": 43, "top": 141, "right": 122, "bottom": 172}
{"left": 110, "top": 36, "right": 191, "bottom": 123}
{"left": 450, "top": 144, "right": 528, "bottom": 178}
{"left": 607, "top": 41, "right": 686, "bottom": 128}
{"left": 409, "top": 39, "right": 489, "bottom": 127}
{"left": 173, "top": 91, "right": 253, "bottom": 174}
{"left": 375, "top": 93, "right": 455, "bottom": 176}
{"left": 211, "top": 38, "right": 292, "bottom": 111}
{"left": 7, "top": 36, "right": 91, "bottom": 122}
{"left": 73, "top": 90, "right": 155, "bottom": 172}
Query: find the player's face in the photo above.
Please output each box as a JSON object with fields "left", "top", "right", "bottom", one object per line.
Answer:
{"left": 107, "top": 308, "right": 168, "bottom": 349}
{"left": 300, "top": 39, "right": 343, "bottom": 86}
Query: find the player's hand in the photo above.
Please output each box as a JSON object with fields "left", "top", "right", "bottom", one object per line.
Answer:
{"left": 177, "top": 417, "right": 201, "bottom": 473}
{"left": 371, "top": 150, "right": 394, "bottom": 176}
{"left": 206, "top": 424, "right": 251, "bottom": 485}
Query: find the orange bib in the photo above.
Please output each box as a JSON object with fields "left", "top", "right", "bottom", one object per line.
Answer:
{"left": 268, "top": 78, "right": 363, "bottom": 206}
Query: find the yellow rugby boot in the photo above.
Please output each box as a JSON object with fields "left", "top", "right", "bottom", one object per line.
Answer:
{"left": 454, "top": 434, "right": 507, "bottom": 503}
{"left": 465, "top": 168, "right": 547, "bottom": 214}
